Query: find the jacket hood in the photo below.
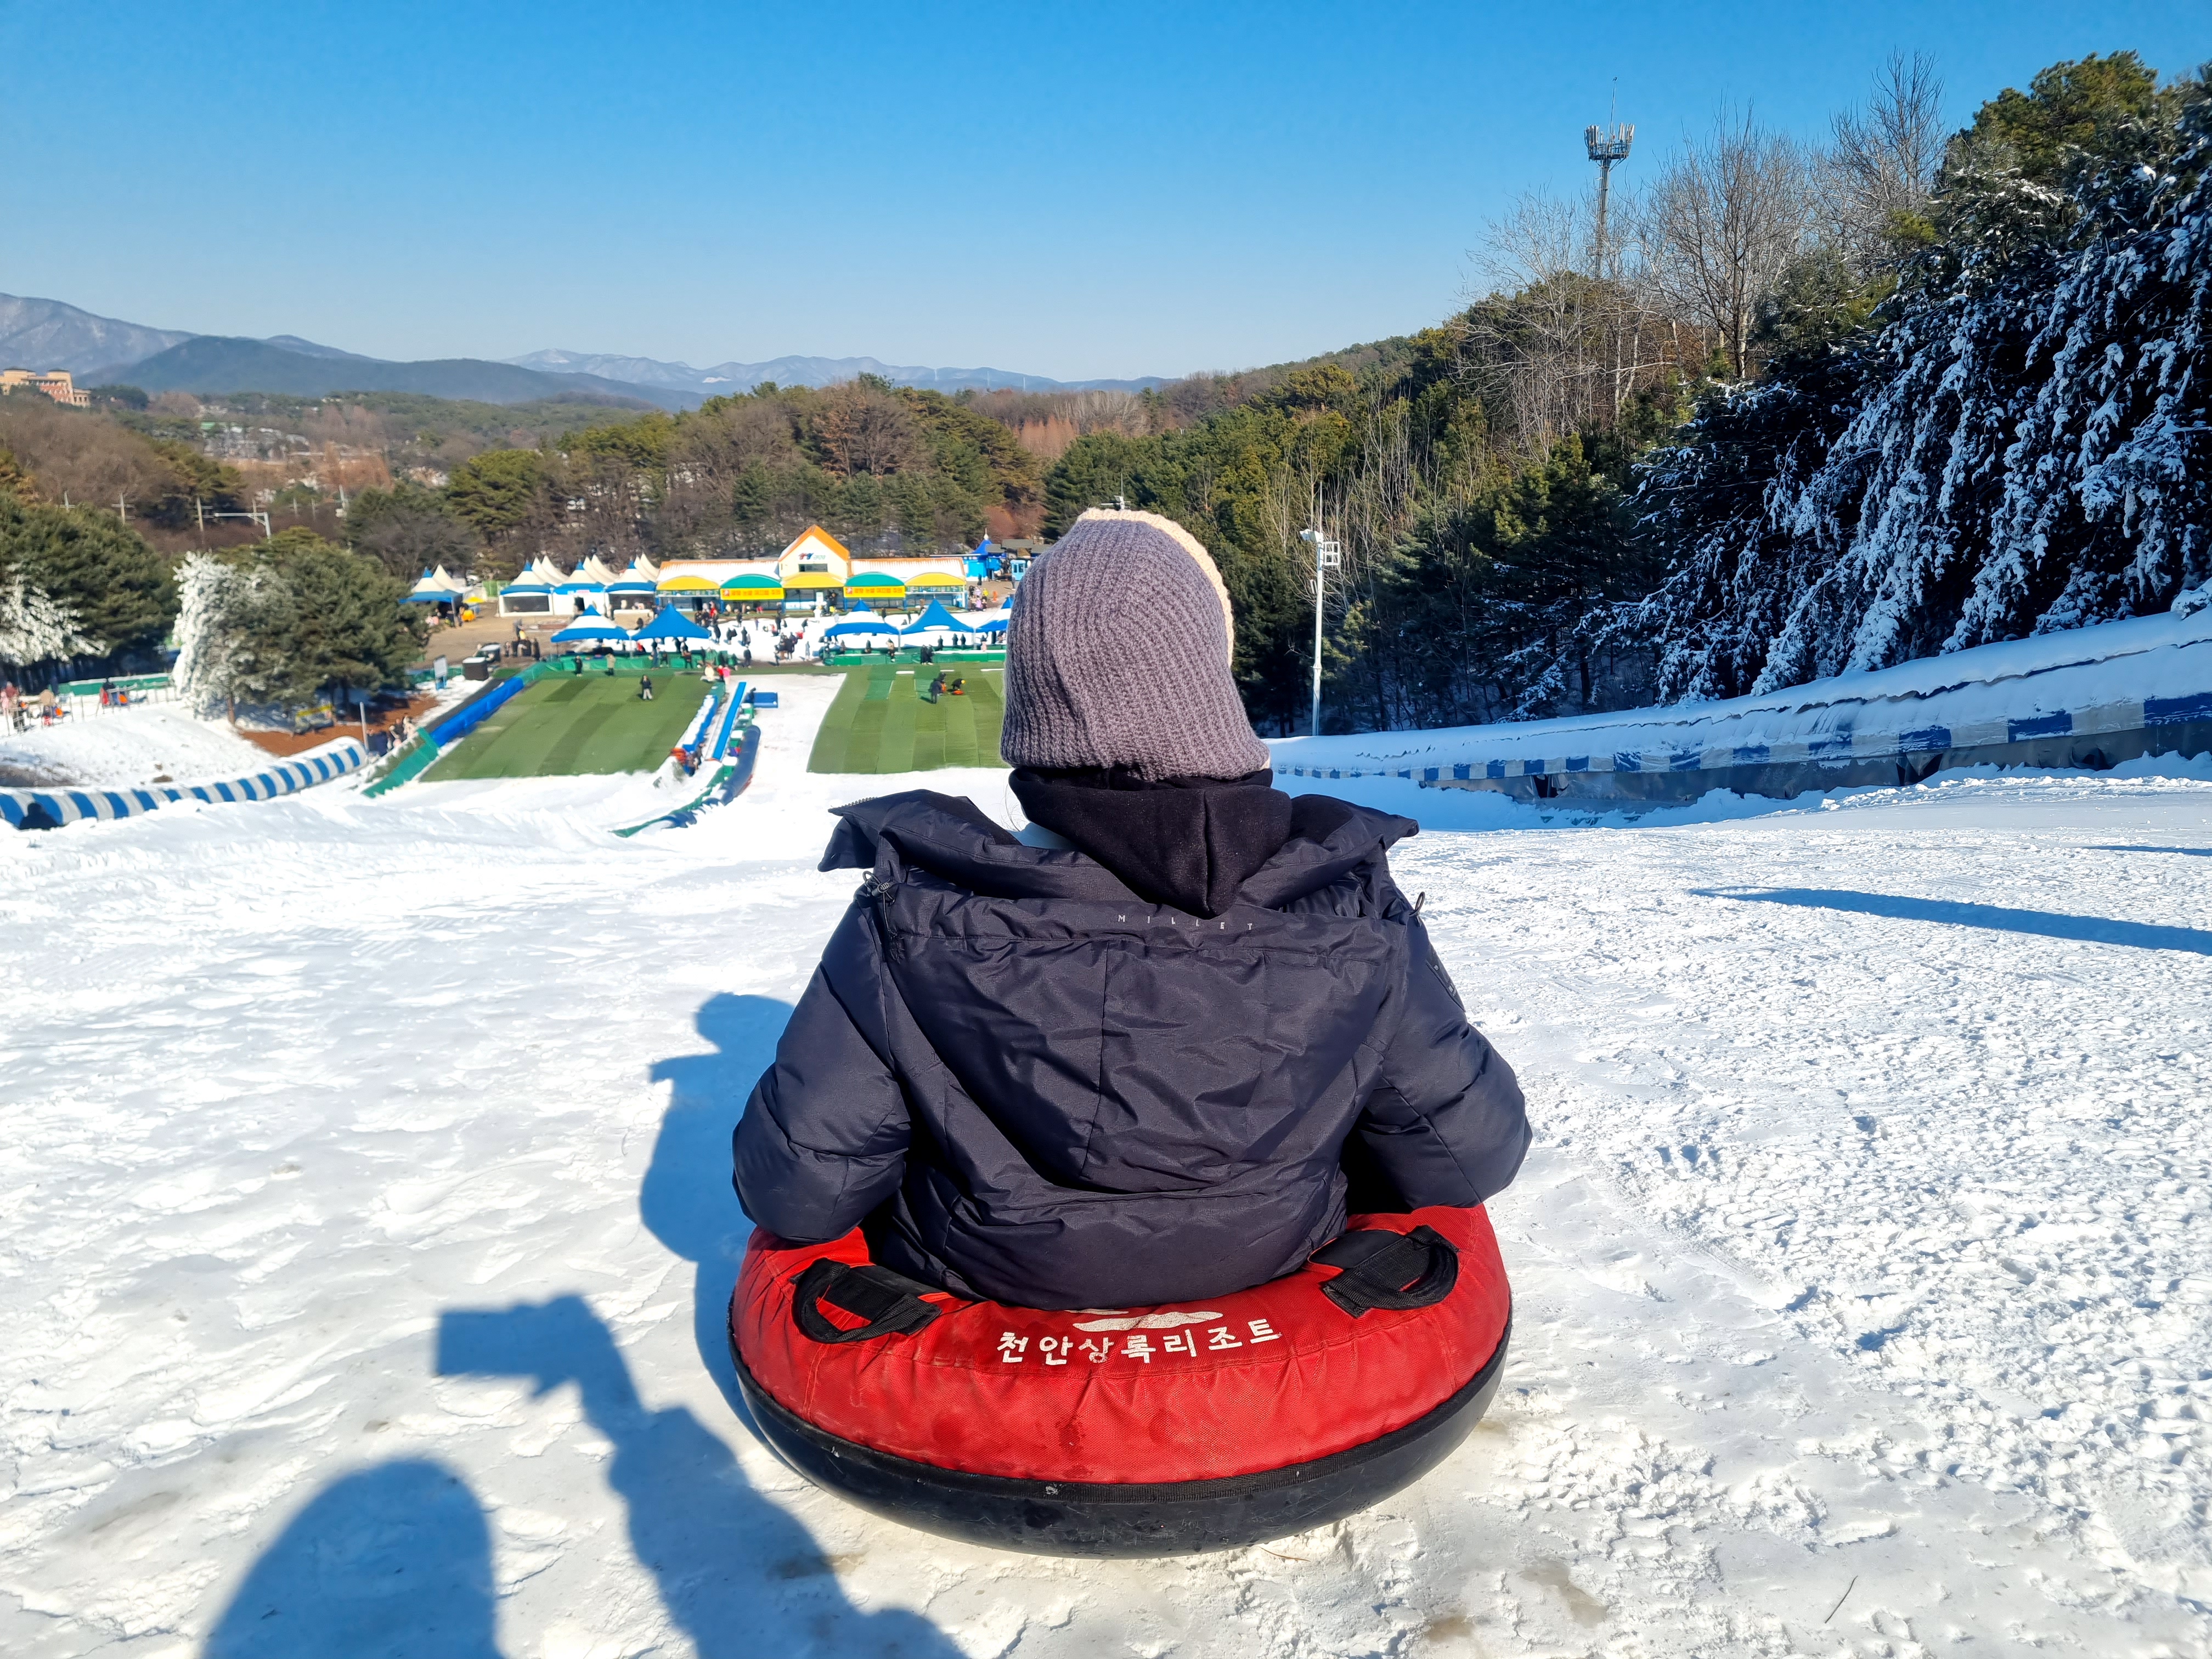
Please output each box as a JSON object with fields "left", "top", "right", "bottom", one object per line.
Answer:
{"left": 1012, "top": 766, "right": 1284, "bottom": 917}
{"left": 820, "top": 785, "right": 1416, "bottom": 915}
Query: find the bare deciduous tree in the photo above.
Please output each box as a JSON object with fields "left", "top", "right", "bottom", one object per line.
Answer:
{"left": 1465, "top": 188, "right": 1695, "bottom": 450}
{"left": 1822, "top": 52, "right": 1946, "bottom": 271}
{"left": 1644, "top": 110, "right": 1812, "bottom": 377}
{"left": 809, "top": 383, "right": 923, "bottom": 479}
{"left": 0, "top": 397, "right": 174, "bottom": 512}
{"left": 1467, "top": 190, "right": 1594, "bottom": 449}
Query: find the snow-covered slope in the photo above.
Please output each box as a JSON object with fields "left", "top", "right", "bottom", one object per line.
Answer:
{"left": 0, "top": 705, "right": 278, "bottom": 788}
{"left": 2, "top": 682, "right": 2207, "bottom": 1657}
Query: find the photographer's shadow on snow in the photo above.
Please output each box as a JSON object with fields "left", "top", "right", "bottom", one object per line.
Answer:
{"left": 202, "top": 1458, "right": 501, "bottom": 1659}
{"left": 437, "top": 1296, "right": 961, "bottom": 1659}
{"left": 644, "top": 991, "right": 789, "bottom": 1413}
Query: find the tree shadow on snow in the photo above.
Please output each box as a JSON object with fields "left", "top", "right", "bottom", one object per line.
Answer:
{"left": 644, "top": 991, "right": 790, "bottom": 1417}
{"left": 1702, "top": 887, "right": 2212, "bottom": 957}
{"left": 202, "top": 1458, "right": 501, "bottom": 1659}
{"left": 437, "top": 1295, "right": 961, "bottom": 1659}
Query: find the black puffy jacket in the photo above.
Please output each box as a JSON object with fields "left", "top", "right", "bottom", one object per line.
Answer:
{"left": 731, "top": 782, "right": 1529, "bottom": 1309}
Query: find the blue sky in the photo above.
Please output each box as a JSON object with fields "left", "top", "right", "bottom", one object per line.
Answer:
{"left": 5, "top": 1, "right": 2204, "bottom": 380}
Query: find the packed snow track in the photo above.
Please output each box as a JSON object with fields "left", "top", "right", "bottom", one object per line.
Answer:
{"left": 1, "top": 701, "right": 2206, "bottom": 1656}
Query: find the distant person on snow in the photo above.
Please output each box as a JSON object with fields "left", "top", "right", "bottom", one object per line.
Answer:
{"left": 639, "top": 675, "right": 654, "bottom": 702}
{"left": 733, "top": 509, "right": 1529, "bottom": 1310}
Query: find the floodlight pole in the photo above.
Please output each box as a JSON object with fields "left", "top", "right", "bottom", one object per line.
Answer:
{"left": 1298, "top": 527, "right": 1340, "bottom": 738}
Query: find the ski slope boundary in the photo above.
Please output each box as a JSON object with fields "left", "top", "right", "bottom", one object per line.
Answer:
{"left": 0, "top": 734, "right": 366, "bottom": 830}
{"left": 1274, "top": 597, "right": 2212, "bottom": 805}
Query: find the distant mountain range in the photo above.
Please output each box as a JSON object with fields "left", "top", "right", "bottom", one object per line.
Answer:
{"left": 105, "top": 337, "right": 677, "bottom": 409}
{"left": 506, "top": 347, "right": 1166, "bottom": 397}
{"left": 1, "top": 292, "right": 1165, "bottom": 410}
{"left": 0, "top": 295, "right": 195, "bottom": 377}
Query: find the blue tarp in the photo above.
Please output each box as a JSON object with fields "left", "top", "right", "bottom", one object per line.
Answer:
{"left": 631, "top": 606, "right": 712, "bottom": 642}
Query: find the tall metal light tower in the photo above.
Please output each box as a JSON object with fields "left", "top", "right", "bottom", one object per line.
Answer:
{"left": 1584, "top": 100, "right": 1634, "bottom": 279}
{"left": 1297, "top": 526, "right": 1340, "bottom": 738}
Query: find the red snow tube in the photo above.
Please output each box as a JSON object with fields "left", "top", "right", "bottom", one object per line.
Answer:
{"left": 728, "top": 1206, "right": 1511, "bottom": 1555}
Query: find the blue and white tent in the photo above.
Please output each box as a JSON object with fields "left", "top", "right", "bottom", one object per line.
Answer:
{"left": 607, "top": 556, "right": 660, "bottom": 599}
{"left": 632, "top": 606, "right": 712, "bottom": 644}
{"left": 551, "top": 613, "right": 629, "bottom": 643}
{"left": 900, "top": 599, "right": 967, "bottom": 635}
{"left": 824, "top": 616, "right": 899, "bottom": 638}
{"left": 498, "top": 557, "right": 567, "bottom": 616}
{"left": 556, "top": 558, "right": 610, "bottom": 609}
{"left": 404, "top": 564, "right": 467, "bottom": 604}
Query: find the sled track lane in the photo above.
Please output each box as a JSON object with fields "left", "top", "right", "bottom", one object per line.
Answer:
{"left": 805, "top": 664, "right": 1006, "bottom": 774}
{"left": 423, "top": 673, "right": 712, "bottom": 781}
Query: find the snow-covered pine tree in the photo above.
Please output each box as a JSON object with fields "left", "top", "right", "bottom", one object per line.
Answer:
{"left": 170, "top": 552, "right": 247, "bottom": 716}
{"left": 1630, "top": 61, "right": 2210, "bottom": 701}
{"left": 0, "top": 574, "right": 100, "bottom": 676}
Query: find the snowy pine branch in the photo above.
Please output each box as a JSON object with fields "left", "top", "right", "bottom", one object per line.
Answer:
{"left": 0, "top": 574, "right": 100, "bottom": 670}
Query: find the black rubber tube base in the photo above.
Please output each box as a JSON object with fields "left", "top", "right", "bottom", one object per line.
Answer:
{"left": 732, "top": 1321, "right": 1509, "bottom": 1558}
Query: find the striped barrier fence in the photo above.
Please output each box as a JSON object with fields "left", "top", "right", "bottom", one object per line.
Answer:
{"left": 1279, "top": 692, "right": 2212, "bottom": 805}
{"left": 2, "top": 737, "right": 368, "bottom": 831}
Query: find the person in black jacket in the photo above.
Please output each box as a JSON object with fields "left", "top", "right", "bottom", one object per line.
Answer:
{"left": 733, "top": 509, "right": 1528, "bottom": 1310}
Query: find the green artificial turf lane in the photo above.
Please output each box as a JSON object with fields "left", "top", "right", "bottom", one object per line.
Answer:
{"left": 424, "top": 672, "right": 713, "bottom": 781}
{"left": 805, "top": 665, "right": 1005, "bottom": 774}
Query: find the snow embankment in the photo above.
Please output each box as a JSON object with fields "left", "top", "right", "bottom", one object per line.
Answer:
{"left": 1272, "top": 597, "right": 2212, "bottom": 781}
{"left": 0, "top": 704, "right": 274, "bottom": 788}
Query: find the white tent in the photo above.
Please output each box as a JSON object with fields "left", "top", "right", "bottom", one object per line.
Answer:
{"left": 557, "top": 558, "right": 608, "bottom": 612}
{"left": 606, "top": 555, "right": 662, "bottom": 611}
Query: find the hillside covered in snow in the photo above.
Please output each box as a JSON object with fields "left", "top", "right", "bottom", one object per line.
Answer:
{"left": 2, "top": 679, "right": 2208, "bottom": 1657}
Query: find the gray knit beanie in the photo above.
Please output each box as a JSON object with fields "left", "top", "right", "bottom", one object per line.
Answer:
{"left": 1001, "top": 508, "right": 1271, "bottom": 780}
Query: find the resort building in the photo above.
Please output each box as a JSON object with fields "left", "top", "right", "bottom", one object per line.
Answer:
{"left": 653, "top": 526, "right": 970, "bottom": 616}
{"left": 0, "top": 368, "right": 90, "bottom": 408}
{"left": 493, "top": 529, "right": 978, "bottom": 619}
